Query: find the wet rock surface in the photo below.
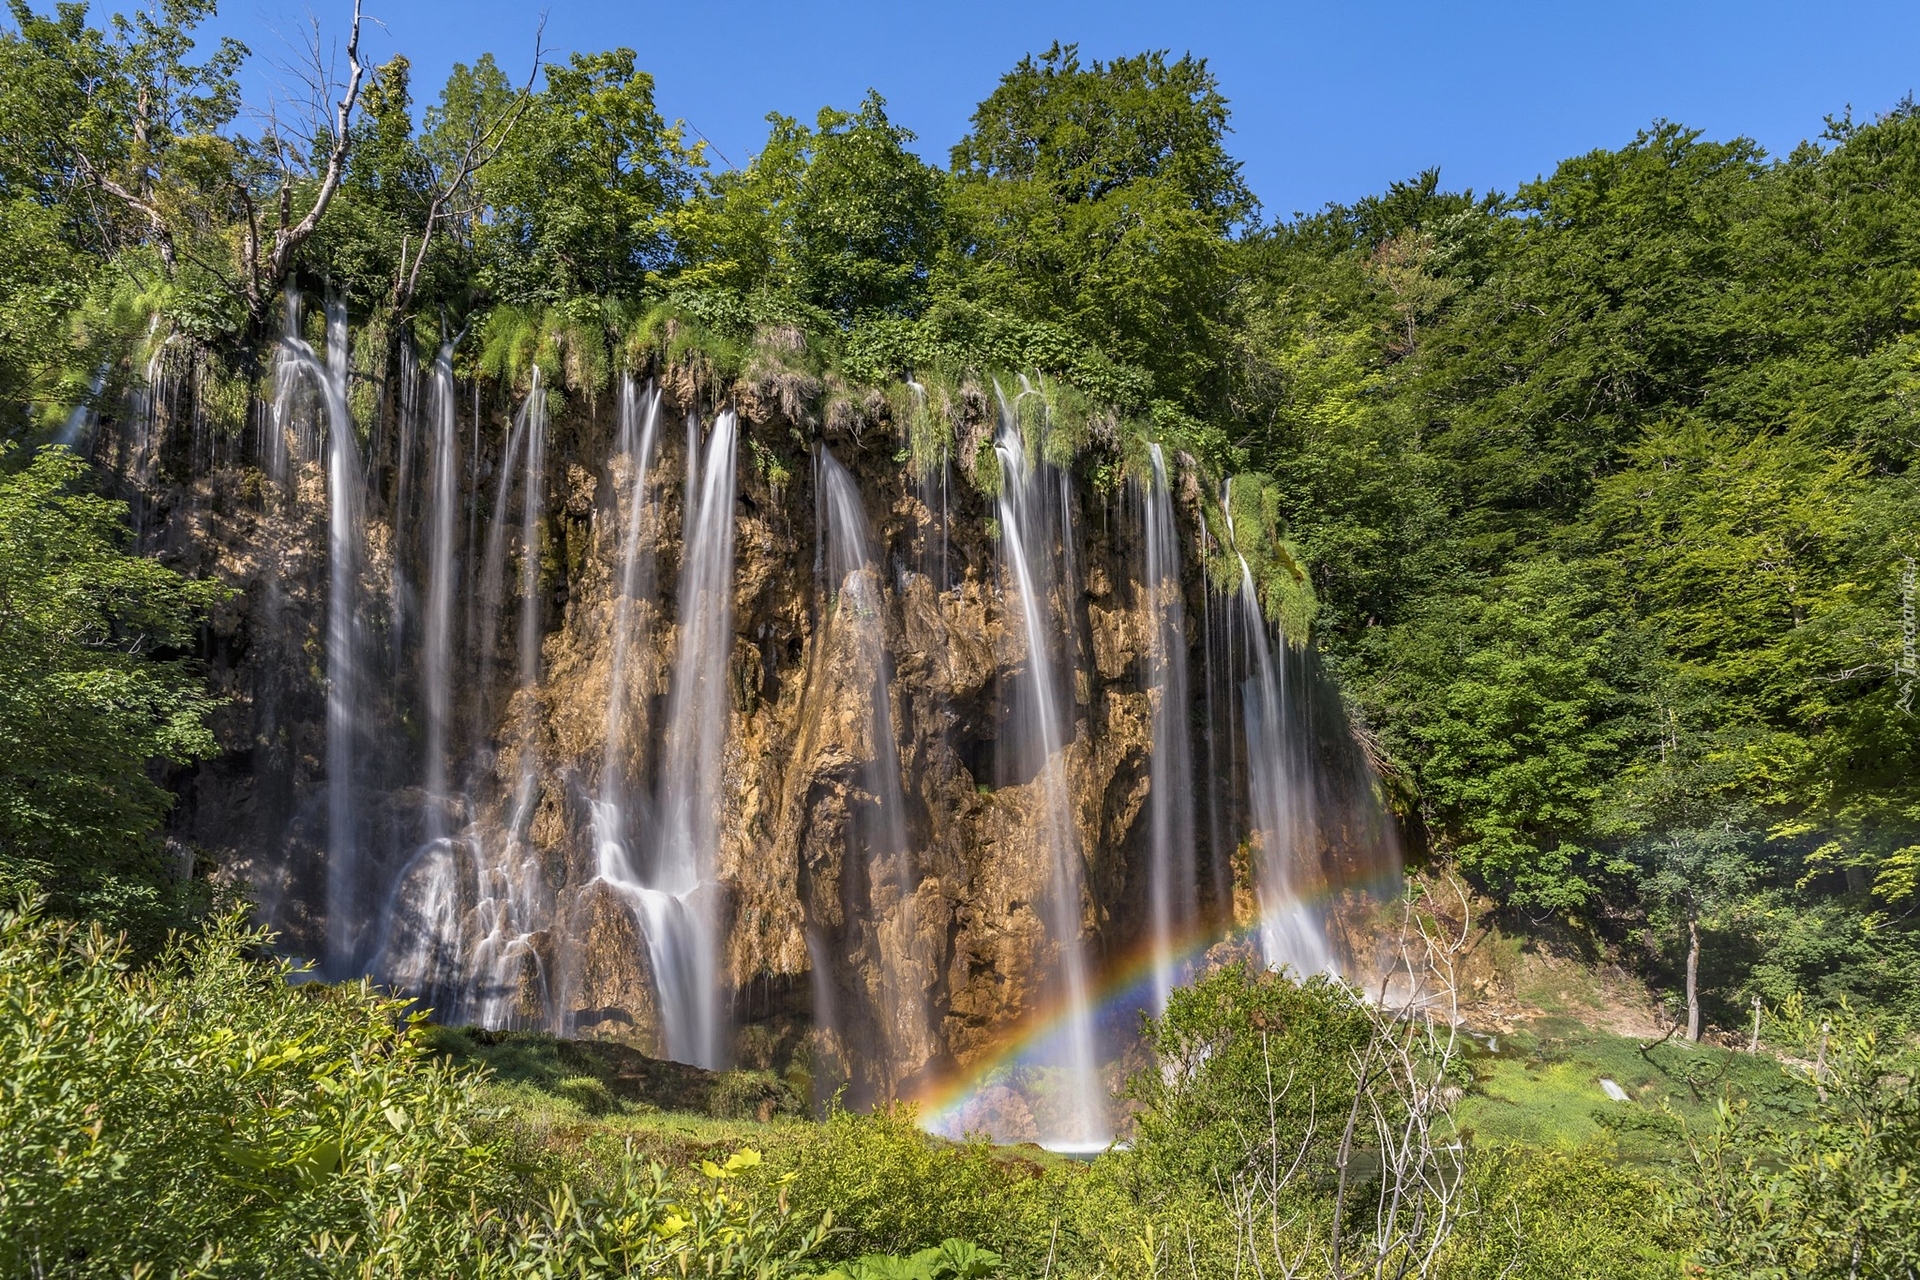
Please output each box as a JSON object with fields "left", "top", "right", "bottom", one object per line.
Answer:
{"left": 110, "top": 352, "right": 1393, "bottom": 1119}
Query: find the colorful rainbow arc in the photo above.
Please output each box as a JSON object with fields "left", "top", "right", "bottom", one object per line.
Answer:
{"left": 908, "top": 871, "right": 1400, "bottom": 1136}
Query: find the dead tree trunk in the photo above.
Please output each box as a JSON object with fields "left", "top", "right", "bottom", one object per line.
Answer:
{"left": 1685, "top": 915, "right": 1702, "bottom": 1043}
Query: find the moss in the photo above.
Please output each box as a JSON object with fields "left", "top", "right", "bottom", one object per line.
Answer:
{"left": 1456, "top": 1019, "right": 1814, "bottom": 1161}
{"left": 1205, "top": 471, "right": 1318, "bottom": 642}
{"left": 625, "top": 300, "right": 747, "bottom": 383}
{"left": 195, "top": 352, "right": 252, "bottom": 440}
{"left": 969, "top": 434, "right": 1002, "bottom": 501}
{"left": 889, "top": 375, "right": 954, "bottom": 482}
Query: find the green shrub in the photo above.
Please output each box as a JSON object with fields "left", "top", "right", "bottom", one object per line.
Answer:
{"left": 0, "top": 903, "right": 514, "bottom": 1276}
{"left": 712, "top": 1068, "right": 809, "bottom": 1121}
{"left": 1670, "top": 1007, "right": 1920, "bottom": 1278}
{"left": 780, "top": 1106, "right": 1024, "bottom": 1259}
{"left": 1439, "top": 1146, "right": 1675, "bottom": 1279}
{"left": 555, "top": 1074, "right": 618, "bottom": 1117}
{"left": 1124, "top": 958, "right": 1377, "bottom": 1192}
{"left": 501, "top": 1146, "right": 832, "bottom": 1279}
{"left": 0, "top": 904, "right": 832, "bottom": 1278}
{"left": 813, "top": 1238, "right": 1007, "bottom": 1280}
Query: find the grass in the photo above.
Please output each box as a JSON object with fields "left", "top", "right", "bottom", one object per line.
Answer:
{"left": 1457, "top": 1016, "right": 1813, "bottom": 1161}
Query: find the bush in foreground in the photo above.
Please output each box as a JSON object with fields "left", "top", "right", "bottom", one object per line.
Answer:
{"left": 0, "top": 904, "right": 828, "bottom": 1278}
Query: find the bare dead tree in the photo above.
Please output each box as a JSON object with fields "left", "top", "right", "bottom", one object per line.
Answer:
{"left": 1213, "top": 877, "right": 1479, "bottom": 1280}
{"left": 393, "top": 21, "right": 546, "bottom": 313}
{"left": 237, "top": 1, "right": 367, "bottom": 326}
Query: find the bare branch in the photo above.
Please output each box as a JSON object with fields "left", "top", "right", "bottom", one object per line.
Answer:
{"left": 72, "top": 153, "right": 178, "bottom": 270}
{"left": 395, "top": 17, "right": 546, "bottom": 312}
{"left": 258, "top": 0, "right": 366, "bottom": 303}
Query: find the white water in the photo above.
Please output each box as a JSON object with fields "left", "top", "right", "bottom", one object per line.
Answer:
{"left": 993, "top": 386, "right": 1108, "bottom": 1147}
{"left": 1142, "top": 445, "right": 1197, "bottom": 1012}
{"left": 382, "top": 374, "right": 554, "bottom": 1026}
{"left": 421, "top": 344, "right": 460, "bottom": 837}
{"left": 643, "top": 409, "right": 738, "bottom": 1069}
{"left": 817, "top": 448, "right": 926, "bottom": 1082}
{"left": 586, "top": 377, "right": 689, "bottom": 1051}
{"left": 265, "top": 291, "right": 301, "bottom": 488}
{"left": 53, "top": 367, "right": 107, "bottom": 452}
{"left": 592, "top": 375, "right": 664, "bottom": 885}
{"left": 473, "top": 375, "right": 533, "bottom": 729}
{"left": 1223, "top": 484, "right": 1335, "bottom": 979}
{"left": 468, "top": 374, "right": 554, "bottom": 1026}
{"left": 388, "top": 341, "right": 421, "bottom": 677}
{"left": 271, "top": 295, "right": 366, "bottom": 976}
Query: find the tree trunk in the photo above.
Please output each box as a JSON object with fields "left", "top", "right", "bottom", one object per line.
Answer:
{"left": 1685, "top": 915, "right": 1702, "bottom": 1043}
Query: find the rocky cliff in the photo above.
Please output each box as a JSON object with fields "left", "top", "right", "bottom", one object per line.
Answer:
{"left": 95, "top": 324, "right": 1397, "bottom": 1125}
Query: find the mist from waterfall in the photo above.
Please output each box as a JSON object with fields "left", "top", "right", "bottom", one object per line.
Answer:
{"left": 1223, "top": 484, "right": 1335, "bottom": 980}
{"left": 992, "top": 386, "right": 1108, "bottom": 1149}
{"left": 1142, "top": 444, "right": 1197, "bottom": 1013}
{"left": 641, "top": 409, "right": 738, "bottom": 1070}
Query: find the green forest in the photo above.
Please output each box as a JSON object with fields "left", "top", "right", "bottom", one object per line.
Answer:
{"left": 3, "top": 0, "right": 1919, "bottom": 1275}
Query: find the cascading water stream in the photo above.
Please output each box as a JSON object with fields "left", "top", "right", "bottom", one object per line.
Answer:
{"left": 640, "top": 409, "right": 738, "bottom": 1069}
{"left": 473, "top": 376, "right": 534, "bottom": 733}
{"left": 270, "top": 294, "right": 366, "bottom": 976}
{"left": 1142, "top": 444, "right": 1197, "bottom": 1013}
{"left": 388, "top": 339, "right": 421, "bottom": 678}
{"left": 265, "top": 290, "right": 302, "bottom": 490}
{"left": 1222, "top": 483, "right": 1335, "bottom": 979}
{"left": 992, "top": 386, "right": 1108, "bottom": 1149}
{"left": 384, "top": 372, "right": 556, "bottom": 1025}
{"left": 421, "top": 343, "right": 460, "bottom": 836}
{"left": 815, "top": 448, "right": 925, "bottom": 1090}
{"left": 466, "top": 373, "right": 554, "bottom": 1027}
{"left": 591, "top": 376, "right": 663, "bottom": 887}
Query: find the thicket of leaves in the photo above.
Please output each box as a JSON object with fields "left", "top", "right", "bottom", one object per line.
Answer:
{"left": 4, "top": 0, "right": 1920, "bottom": 1030}
{"left": 0, "top": 902, "right": 838, "bottom": 1278}
{"left": 0, "top": 445, "right": 224, "bottom": 943}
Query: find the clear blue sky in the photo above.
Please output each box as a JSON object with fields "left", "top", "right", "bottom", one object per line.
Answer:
{"left": 196, "top": 0, "right": 1920, "bottom": 219}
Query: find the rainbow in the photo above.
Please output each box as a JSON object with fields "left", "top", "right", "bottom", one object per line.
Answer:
{"left": 909, "top": 877, "right": 1396, "bottom": 1141}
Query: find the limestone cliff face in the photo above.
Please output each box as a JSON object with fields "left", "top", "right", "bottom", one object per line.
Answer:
{"left": 122, "top": 349, "right": 1213, "bottom": 1107}
{"left": 99, "top": 326, "right": 1406, "bottom": 1122}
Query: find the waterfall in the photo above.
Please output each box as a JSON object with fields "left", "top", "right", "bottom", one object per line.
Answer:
{"left": 512, "top": 376, "right": 549, "bottom": 757}
{"left": 587, "top": 372, "right": 672, "bottom": 1056}
{"left": 474, "top": 372, "right": 535, "bottom": 736}
{"left": 383, "top": 373, "right": 555, "bottom": 1027}
{"left": 1142, "top": 444, "right": 1197, "bottom": 1013}
{"left": 53, "top": 367, "right": 107, "bottom": 452}
{"left": 388, "top": 338, "right": 421, "bottom": 678}
{"left": 592, "top": 376, "right": 664, "bottom": 885}
{"left": 816, "top": 447, "right": 923, "bottom": 1093}
{"left": 265, "top": 291, "right": 301, "bottom": 488}
{"left": 270, "top": 295, "right": 366, "bottom": 975}
{"left": 641, "top": 409, "right": 737, "bottom": 1069}
{"left": 1223, "top": 486, "right": 1335, "bottom": 979}
{"left": 992, "top": 386, "right": 1108, "bottom": 1149}
{"left": 467, "top": 373, "right": 554, "bottom": 1026}
{"left": 421, "top": 343, "right": 460, "bottom": 838}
